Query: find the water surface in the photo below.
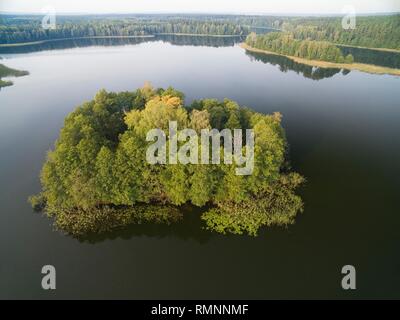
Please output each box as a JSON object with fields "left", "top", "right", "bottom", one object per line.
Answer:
{"left": 0, "top": 37, "right": 399, "bottom": 299}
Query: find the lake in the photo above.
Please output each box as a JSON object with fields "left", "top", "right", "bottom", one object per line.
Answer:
{"left": 0, "top": 36, "right": 399, "bottom": 299}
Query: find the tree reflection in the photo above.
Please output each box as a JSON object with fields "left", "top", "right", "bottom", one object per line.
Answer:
{"left": 0, "top": 35, "right": 244, "bottom": 54}
{"left": 339, "top": 46, "right": 400, "bottom": 69}
{"left": 245, "top": 50, "right": 348, "bottom": 80}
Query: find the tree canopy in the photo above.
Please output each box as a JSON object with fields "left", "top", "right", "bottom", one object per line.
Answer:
{"left": 0, "top": 15, "right": 248, "bottom": 44}
{"left": 246, "top": 32, "right": 354, "bottom": 64}
{"left": 30, "top": 84, "right": 304, "bottom": 237}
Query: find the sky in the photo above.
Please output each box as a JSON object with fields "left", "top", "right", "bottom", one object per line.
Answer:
{"left": 0, "top": 0, "right": 399, "bottom": 15}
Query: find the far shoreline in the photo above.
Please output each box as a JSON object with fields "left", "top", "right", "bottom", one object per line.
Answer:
{"left": 240, "top": 43, "right": 400, "bottom": 76}
{"left": 0, "top": 34, "right": 243, "bottom": 48}
{"left": 0, "top": 35, "right": 155, "bottom": 48}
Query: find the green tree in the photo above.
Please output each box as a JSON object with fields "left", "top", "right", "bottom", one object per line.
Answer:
{"left": 345, "top": 54, "right": 354, "bottom": 64}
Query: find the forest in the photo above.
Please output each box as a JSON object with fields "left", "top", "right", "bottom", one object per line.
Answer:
{"left": 282, "top": 15, "right": 400, "bottom": 50}
{"left": 0, "top": 15, "right": 248, "bottom": 44}
{"left": 230, "top": 14, "right": 400, "bottom": 50}
{"left": 1, "top": 14, "right": 399, "bottom": 50}
{"left": 30, "top": 84, "right": 304, "bottom": 237}
{"left": 245, "top": 32, "right": 354, "bottom": 63}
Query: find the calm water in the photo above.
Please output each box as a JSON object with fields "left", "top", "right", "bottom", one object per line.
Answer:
{"left": 0, "top": 37, "right": 399, "bottom": 299}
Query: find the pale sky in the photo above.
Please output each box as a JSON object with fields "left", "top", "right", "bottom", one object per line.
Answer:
{"left": 0, "top": 0, "right": 399, "bottom": 15}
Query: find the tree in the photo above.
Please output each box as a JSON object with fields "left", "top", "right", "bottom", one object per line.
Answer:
{"left": 345, "top": 54, "right": 354, "bottom": 64}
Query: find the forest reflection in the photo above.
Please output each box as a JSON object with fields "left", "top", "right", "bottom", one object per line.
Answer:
{"left": 1, "top": 35, "right": 399, "bottom": 72}
{"left": 0, "top": 35, "right": 244, "bottom": 54}
{"left": 339, "top": 45, "right": 400, "bottom": 69}
{"left": 245, "top": 50, "right": 349, "bottom": 80}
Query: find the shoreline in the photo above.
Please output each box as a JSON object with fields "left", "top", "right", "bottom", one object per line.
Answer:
{"left": 154, "top": 33, "right": 243, "bottom": 37}
{"left": 240, "top": 43, "right": 400, "bottom": 76}
{"left": 0, "top": 34, "right": 243, "bottom": 48}
{"left": 0, "top": 35, "right": 156, "bottom": 47}
{"left": 2, "top": 35, "right": 397, "bottom": 53}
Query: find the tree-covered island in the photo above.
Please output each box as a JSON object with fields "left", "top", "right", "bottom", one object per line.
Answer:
{"left": 30, "top": 84, "right": 304, "bottom": 237}
{"left": 0, "top": 63, "right": 29, "bottom": 88}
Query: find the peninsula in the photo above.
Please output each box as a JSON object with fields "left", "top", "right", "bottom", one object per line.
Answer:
{"left": 242, "top": 32, "right": 400, "bottom": 76}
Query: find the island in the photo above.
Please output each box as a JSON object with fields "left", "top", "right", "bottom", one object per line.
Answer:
{"left": 30, "top": 84, "right": 304, "bottom": 237}
{"left": 0, "top": 63, "right": 29, "bottom": 88}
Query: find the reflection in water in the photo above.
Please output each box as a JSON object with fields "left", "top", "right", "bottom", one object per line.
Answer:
{"left": 339, "top": 45, "right": 400, "bottom": 69}
{"left": 79, "top": 205, "right": 213, "bottom": 244}
{"left": 156, "top": 34, "right": 244, "bottom": 47}
{"left": 2, "top": 34, "right": 399, "bottom": 71}
{"left": 246, "top": 50, "right": 348, "bottom": 80}
{"left": 0, "top": 37, "right": 151, "bottom": 54}
{"left": 0, "top": 35, "right": 244, "bottom": 54}
{"left": 248, "top": 26, "right": 280, "bottom": 34}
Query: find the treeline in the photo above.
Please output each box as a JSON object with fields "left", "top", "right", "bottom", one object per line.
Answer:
{"left": 286, "top": 15, "right": 400, "bottom": 50}
{"left": 231, "top": 14, "right": 400, "bottom": 50}
{"left": 0, "top": 15, "right": 248, "bottom": 44}
{"left": 246, "top": 32, "right": 354, "bottom": 63}
{"left": 30, "top": 84, "right": 304, "bottom": 237}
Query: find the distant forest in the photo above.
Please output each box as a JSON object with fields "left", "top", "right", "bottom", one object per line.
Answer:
{"left": 0, "top": 14, "right": 399, "bottom": 50}
{"left": 237, "top": 14, "right": 400, "bottom": 50}
{"left": 0, "top": 15, "right": 249, "bottom": 44}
